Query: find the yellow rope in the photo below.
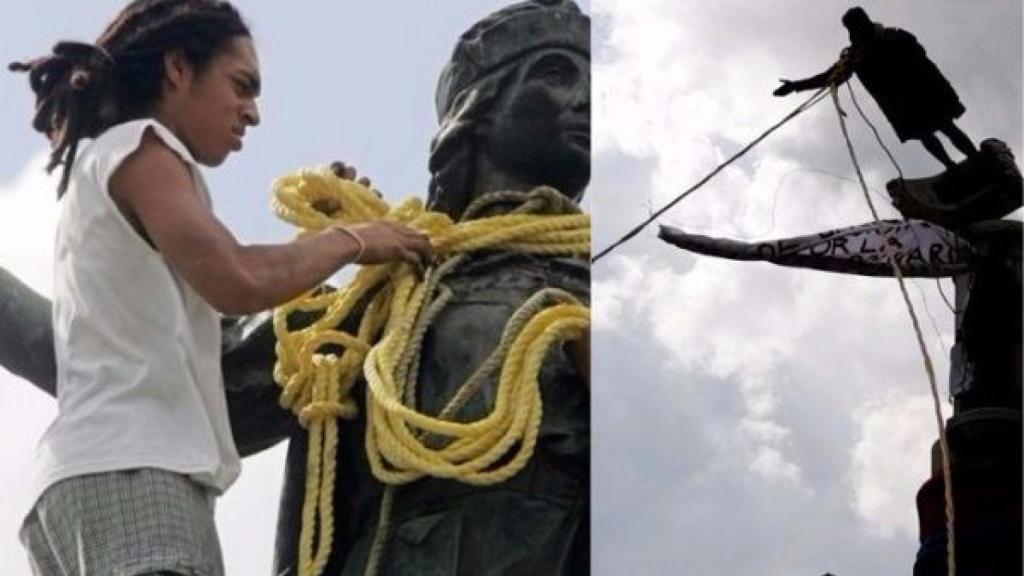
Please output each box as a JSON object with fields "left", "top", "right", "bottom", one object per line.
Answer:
{"left": 269, "top": 168, "right": 590, "bottom": 576}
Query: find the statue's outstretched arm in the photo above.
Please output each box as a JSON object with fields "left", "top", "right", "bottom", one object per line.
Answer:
{"left": 0, "top": 267, "right": 56, "bottom": 395}
{"left": 791, "top": 65, "right": 836, "bottom": 92}
{"left": 775, "top": 62, "right": 839, "bottom": 96}
{"left": 0, "top": 265, "right": 297, "bottom": 457}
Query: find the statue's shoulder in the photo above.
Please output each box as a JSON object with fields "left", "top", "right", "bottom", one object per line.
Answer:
{"left": 881, "top": 26, "right": 919, "bottom": 47}
{"left": 447, "top": 253, "right": 589, "bottom": 301}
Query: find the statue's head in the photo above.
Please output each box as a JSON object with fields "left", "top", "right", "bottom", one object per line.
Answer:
{"left": 427, "top": 0, "right": 590, "bottom": 219}
{"left": 842, "top": 7, "right": 876, "bottom": 45}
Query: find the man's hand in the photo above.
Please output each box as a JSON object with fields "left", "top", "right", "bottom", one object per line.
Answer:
{"left": 338, "top": 222, "right": 432, "bottom": 268}
{"left": 325, "top": 160, "right": 433, "bottom": 268}
{"left": 773, "top": 79, "right": 795, "bottom": 97}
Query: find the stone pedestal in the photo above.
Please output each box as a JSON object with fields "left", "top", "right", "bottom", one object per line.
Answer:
{"left": 913, "top": 410, "right": 1022, "bottom": 575}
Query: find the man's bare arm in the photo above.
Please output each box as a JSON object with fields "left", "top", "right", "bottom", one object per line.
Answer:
{"left": 0, "top": 265, "right": 296, "bottom": 456}
{"left": 110, "top": 129, "right": 431, "bottom": 315}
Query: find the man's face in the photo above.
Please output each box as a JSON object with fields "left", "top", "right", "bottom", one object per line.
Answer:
{"left": 480, "top": 48, "right": 590, "bottom": 198}
{"left": 170, "top": 36, "right": 262, "bottom": 167}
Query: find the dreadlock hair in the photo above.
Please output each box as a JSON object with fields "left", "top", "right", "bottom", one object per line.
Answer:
{"left": 9, "top": 0, "right": 250, "bottom": 198}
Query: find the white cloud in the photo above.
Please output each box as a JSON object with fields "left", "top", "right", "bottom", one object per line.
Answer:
{"left": 850, "top": 390, "right": 949, "bottom": 538}
{"left": 749, "top": 443, "right": 803, "bottom": 485}
{"left": 594, "top": 254, "right": 810, "bottom": 486}
{"left": 0, "top": 151, "right": 58, "bottom": 296}
{"left": 740, "top": 411, "right": 805, "bottom": 487}
{"left": 591, "top": 254, "right": 652, "bottom": 332}
{"left": 217, "top": 445, "right": 288, "bottom": 576}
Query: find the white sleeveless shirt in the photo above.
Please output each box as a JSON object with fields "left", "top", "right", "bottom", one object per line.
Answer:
{"left": 29, "top": 119, "right": 241, "bottom": 512}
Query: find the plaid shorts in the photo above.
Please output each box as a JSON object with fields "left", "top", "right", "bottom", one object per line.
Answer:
{"left": 20, "top": 468, "right": 224, "bottom": 576}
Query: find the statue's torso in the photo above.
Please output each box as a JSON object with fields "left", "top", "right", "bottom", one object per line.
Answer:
{"left": 276, "top": 253, "right": 590, "bottom": 576}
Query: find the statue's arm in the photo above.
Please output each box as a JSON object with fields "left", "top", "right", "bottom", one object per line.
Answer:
{"left": 774, "top": 62, "right": 837, "bottom": 96}
{"left": 0, "top": 265, "right": 297, "bottom": 457}
{"left": 789, "top": 64, "right": 836, "bottom": 92}
{"left": 219, "top": 312, "right": 302, "bottom": 456}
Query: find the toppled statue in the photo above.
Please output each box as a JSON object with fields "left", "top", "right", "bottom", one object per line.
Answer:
{"left": 773, "top": 6, "right": 976, "bottom": 171}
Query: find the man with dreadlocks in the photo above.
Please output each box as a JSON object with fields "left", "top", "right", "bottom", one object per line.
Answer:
{"left": 7, "top": 1, "right": 429, "bottom": 574}
{"left": 773, "top": 6, "right": 977, "bottom": 171}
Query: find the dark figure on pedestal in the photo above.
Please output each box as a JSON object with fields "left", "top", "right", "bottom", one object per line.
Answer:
{"left": 773, "top": 6, "right": 977, "bottom": 170}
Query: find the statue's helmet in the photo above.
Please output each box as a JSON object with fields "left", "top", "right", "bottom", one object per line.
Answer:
{"left": 427, "top": 0, "right": 590, "bottom": 218}
{"left": 841, "top": 6, "right": 876, "bottom": 42}
{"left": 841, "top": 6, "right": 871, "bottom": 30}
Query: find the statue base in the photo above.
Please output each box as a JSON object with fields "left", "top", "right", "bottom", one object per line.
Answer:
{"left": 913, "top": 408, "right": 1022, "bottom": 575}
{"left": 887, "top": 139, "right": 1022, "bottom": 229}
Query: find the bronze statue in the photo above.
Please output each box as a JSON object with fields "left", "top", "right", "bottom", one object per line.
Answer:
{"left": 774, "top": 6, "right": 977, "bottom": 171}
{"left": 0, "top": 1, "right": 590, "bottom": 574}
{"left": 276, "top": 2, "right": 590, "bottom": 574}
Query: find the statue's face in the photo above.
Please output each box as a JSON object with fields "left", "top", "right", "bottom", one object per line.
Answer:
{"left": 479, "top": 48, "right": 590, "bottom": 198}
{"left": 843, "top": 12, "right": 874, "bottom": 45}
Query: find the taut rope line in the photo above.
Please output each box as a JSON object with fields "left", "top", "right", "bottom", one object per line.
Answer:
{"left": 592, "top": 86, "right": 830, "bottom": 262}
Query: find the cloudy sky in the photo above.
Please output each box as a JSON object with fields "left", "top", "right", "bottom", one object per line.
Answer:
{"left": 591, "top": 1, "right": 1019, "bottom": 574}
{"left": 0, "top": 1, "right": 525, "bottom": 574}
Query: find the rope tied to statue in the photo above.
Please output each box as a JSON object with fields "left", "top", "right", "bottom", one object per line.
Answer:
{"left": 270, "top": 169, "right": 590, "bottom": 576}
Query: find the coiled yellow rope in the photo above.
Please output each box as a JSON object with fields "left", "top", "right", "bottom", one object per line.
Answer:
{"left": 269, "top": 168, "right": 590, "bottom": 576}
